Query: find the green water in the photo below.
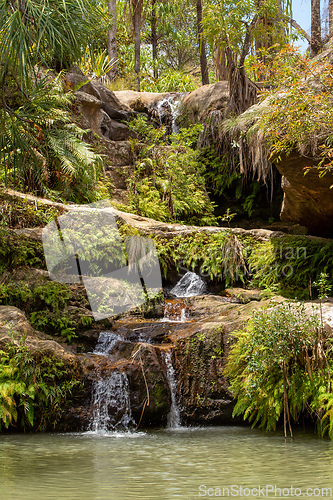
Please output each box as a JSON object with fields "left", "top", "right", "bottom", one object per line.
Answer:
{"left": 1, "top": 426, "right": 333, "bottom": 500}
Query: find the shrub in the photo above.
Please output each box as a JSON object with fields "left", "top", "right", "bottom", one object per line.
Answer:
{"left": 225, "top": 302, "right": 333, "bottom": 438}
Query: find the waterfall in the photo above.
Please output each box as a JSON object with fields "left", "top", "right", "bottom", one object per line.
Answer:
{"left": 156, "top": 94, "right": 183, "bottom": 134}
{"left": 170, "top": 271, "right": 206, "bottom": 298}
{"left": 161, "top": 299, "right": 187, "bottom": 323}
{"left": 93, "top": 331, "right": 122, "bottom": 356}
{"left": 89, "top": 330, "right": 134, "bottom": 432}
{"left": 163, "top": 350, "right": 182, "bottom": 429}
{"left": 90, "top": 371, "right": 134, "bottom": 432}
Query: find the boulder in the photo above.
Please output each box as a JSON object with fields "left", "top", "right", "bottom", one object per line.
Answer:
{"left": 0, "top": 306, "right": 76, "bottom": 363}
{"left": 65, "top": 65, "right": 129, "bottom": 113}
{"left": 75, "top": 91, "right": 134, "bottom": 142}
{"left": 114, "top": 90, "right": 169, "bottom": 113}
{"left": 179, "top": 81, "right": 229, "bottom": 127}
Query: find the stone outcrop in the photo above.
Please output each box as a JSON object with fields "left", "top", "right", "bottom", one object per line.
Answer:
{"left": 179, "top": 81, "right": 229, "bottom": 127}
{"left": 276, "top": 152, "right": 333, "bottom": 236}
{"left": 0, "top": 305, "right": 76, "bottom": 363}
{"left": 114, "top": 90, "right": 169, "bottom": 114}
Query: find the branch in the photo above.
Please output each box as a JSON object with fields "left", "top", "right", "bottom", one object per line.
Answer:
{"left": 287, "top": 18, "right": 311, "bottom": 44}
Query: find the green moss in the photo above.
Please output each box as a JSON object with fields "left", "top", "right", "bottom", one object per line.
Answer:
{"left": 183, "top": 327, "right": 224, "bottom": 394}
{"left": 152, "top": 383, "right": 168, "bottom": 409}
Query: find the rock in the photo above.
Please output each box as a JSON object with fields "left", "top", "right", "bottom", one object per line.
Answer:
{"left": 13, "top": 227, "right": 44, "bottom": 242}
{"left": 276, "top": 152, "right": 333, "bottom": 236}
{"left": 100, "top": 140, "right": 133, "bottom": 167}
{"left": 114, "top": 90, "right": 169, "bottom": 113}
{"left": 221, "top": 288, "right": 262, "bottom": 303}
{"left": 65, "top": 65, "right": 129, "bottom": 112}
{"left": 100, "top": 111, "right": 135, "bottom": 141}
{"left": 179, "top": 81, "right": 229, "bottom": 127}
{"left": 74, "top": 91, "right": 103, "bottom": 135}
{"left": 75, "top": 91, "right": 134, "bottom": 142}
{"left": 0, "top": 306, "right": 75, "bottom": 362}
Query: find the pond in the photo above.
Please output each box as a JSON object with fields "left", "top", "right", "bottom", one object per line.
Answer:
{"left": 1, "top": 426, "right": 333, "bottom": 499}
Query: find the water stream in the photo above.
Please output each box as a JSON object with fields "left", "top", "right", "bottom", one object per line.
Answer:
{"left": 90, "top": 371, "right": 134, "bottom": 433}
{"left": 170, "top": 271, "right": 206, "bottom": 297}
{"left": 156, "top": 94, "right": 184, "bottom": 134}
{"left": 90, "top": 331, "right": 134, "bottom": 432}
{"left": 163, "top": 350, "right": 182, "bottom": 429}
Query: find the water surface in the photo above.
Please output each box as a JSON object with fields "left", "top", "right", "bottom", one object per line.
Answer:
{"left": 1, "top": 426, "right": 333, "bottom": 499}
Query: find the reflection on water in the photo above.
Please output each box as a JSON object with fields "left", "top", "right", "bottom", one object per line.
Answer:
{"left": 1, "top": 427, "right": 333, "bottom": 500}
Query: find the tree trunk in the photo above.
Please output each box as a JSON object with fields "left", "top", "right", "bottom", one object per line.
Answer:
{"left": 213, "top": 44, "right": 228, "bottom": 81}
{"left": 151, "top": 0, "right": 158, "bottom": 79}
{"left": 132, "top": 0, "right": 142, "bottom": 91}
{"left": 107, "top": 0, "right": 117, "bottom": 80}
{"left": 311, "top": 0, "right": 321, "bottom": 57}
{"left": 196, "top": 0, "right": 210, "bottom": 85}
{"left": 329, "top": 0, "right": 333, "bottom": 40}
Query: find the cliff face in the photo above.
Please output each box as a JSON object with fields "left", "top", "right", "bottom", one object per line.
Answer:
{"left": 275, "top": 152, "right": 333, "bottom": 236}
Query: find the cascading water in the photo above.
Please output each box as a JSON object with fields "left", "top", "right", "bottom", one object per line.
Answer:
{"left": 170, "top": 271, "right": 206, "bottom": 298}
{"left": 156, "top": 94, "right": 184, "bottom": 134}
{"left": 163, "top": 350, "right": 182, "bottom": 428}
{"left": 89, "top": 331, "right": 134, "bottom": 432}
{"left": 93, "top": 330, "right": 122, "bottom": 356}
{"left": 161, "top": 299, "right": 187, "bottom": 323}
{"left": 90, "top": 371, "right": 134, "bottom": 432}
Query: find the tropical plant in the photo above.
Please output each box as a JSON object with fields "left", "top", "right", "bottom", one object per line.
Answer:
{"left": 0, "top": 0, "right": 108, "bottom": 202}
{"left": 0, "top": 338, "right": 81, "bottom": 431}
{"left": 127, "top": 117, "right": 216, "bottom": 225}
{"left": 225, "top": 302, "right": 333, "bottom": 438}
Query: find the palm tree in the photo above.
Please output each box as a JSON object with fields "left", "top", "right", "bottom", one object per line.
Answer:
{"left": 0, "top": 0, "right": 104, "bottom": 199}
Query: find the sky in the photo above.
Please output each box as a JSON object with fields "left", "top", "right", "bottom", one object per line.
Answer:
{"left": 292, "top": 0, "right": 328, "bottom": 52}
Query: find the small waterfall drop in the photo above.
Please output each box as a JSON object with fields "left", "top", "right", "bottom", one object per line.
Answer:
{"left": 170, "top": 271, "right": 206, "bottom": 298}
{"left": 156, "top": 94, "right": 183, "bottom": 134}
{"left": 163, "top": 350, "right": 182, "bottom": 429}
{"left": 89, "top": 331, "right": 134, "bottom": 432}
{"left": 90, "top": 372, "right": 134, "bottom": 432}
{"left": 93, "top": 331, "right": 122, "bottom": 356}
{"left": 161, "top": 299, "right": 187, "bottom": 323}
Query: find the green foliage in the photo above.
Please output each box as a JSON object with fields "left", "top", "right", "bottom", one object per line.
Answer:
{"left": 248, "top": 236, "right": 333, "bottom": 297}
{"left": 79, "top": 46, "right": 114, "bottom": 79}
{"left": 150, "top": 230, "right": 247, "bottom": 285}
{"left": 1, "top": 76, "right": 105, "bottom": 203}
{"left": 0, "top": 228, "right": 45, "bottom": 273}
{"left": 127, "top": 117, "right": 216, "bottom": 225}
{"left": 121, "top": 224, "right": 333, "bottom": 297}
{"left": 0, "top": 195, "right": 64, "bottom": 229}
{"left": 0, "top": 339, "right": 81, "bottom": 431}
{"left": 225, "top": 302, "right": 333, "bottom": 437}
{"left": 240, "top": 46, "right": 333, "bottom": 176}
{"left": 0, "top": 0, "right": 105, "bottom": 79}
{"left": 0, "top": 281, "right": 76, "bottom": 341}
{"left": 141, "top": 69, "right": 198, "bottom": 93}
{"left": 0, "top": 0, "right": 109, "bottom": 203}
